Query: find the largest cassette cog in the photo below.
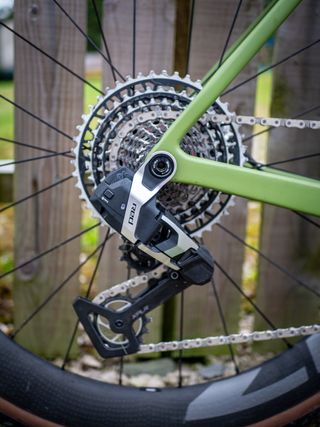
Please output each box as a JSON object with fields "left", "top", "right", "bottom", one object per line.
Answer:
{"left": 73, "top": 71, "right": 245, "bottom": 237}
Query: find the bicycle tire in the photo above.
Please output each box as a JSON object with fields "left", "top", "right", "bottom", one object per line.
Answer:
{"left": 0, "top": 331, "right": 319, "bottom": 426}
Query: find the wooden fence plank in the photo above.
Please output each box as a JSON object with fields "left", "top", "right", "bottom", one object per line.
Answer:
{"left": 99, "top": 0, "right": 176, "bottom": 346}
{"left": 13, "top": 0, "right": 86, "bottom": 358}
{"left": 255, "top": 0, "right": 320, "bottom": 352}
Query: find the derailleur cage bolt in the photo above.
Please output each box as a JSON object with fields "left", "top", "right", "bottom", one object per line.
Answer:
{"left": 150, "top": 154, "right": 174, "bottom": 178}
{"left": 114, "top": 319, "right": 124, "bottom": 328}
{"left": 170, "top": 271, "right": 179, "bottom": 280}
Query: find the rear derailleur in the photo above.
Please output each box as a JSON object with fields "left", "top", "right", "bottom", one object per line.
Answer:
{"left": 74, "top": 152, "right": 214, "bottom": 358}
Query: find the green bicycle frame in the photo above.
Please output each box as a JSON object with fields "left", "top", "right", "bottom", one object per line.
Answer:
{"left": 149, "top": 0, "right": 320, "bottom": 217}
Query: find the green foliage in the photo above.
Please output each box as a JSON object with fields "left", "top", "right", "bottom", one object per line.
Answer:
{"left": 87, "top": 0, "right": 104, "bottom": 52}
{"left": 270, "top": 79, "right": 289, "bottom": 117}
{"left": 81, "top": 206, "right": 98, "bottom": 253}
{"left": 84, "top": 76, "right": 102, "bottom": 106}
{"left": 81, "top": 73, "right": 101, "bottom": 256}
{"left": 0, "top": 80, "right": 14, "bottom": 159}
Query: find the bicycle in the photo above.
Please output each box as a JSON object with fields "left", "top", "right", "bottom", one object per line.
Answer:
{"left": 0, "top": 0, "right": 319, "bottom": 425}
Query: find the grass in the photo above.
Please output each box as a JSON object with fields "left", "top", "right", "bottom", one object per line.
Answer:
{"left": 0, "top": 80, "right": 14, "bottom": 159}
{"left": 84, "top": 75, "right": 102, "bottom": 109}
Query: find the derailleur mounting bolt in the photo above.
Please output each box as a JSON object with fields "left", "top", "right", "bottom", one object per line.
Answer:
{"left": 150, "top": 154, "right": 174, "bottom": 178}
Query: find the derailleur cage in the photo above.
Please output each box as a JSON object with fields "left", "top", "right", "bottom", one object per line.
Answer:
{"left": 74, "top": 266, "right": 208, "bottom": 358}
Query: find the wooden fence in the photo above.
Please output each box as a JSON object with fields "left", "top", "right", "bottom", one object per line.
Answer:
{"left": 2, "top": 0, "right": 319, "bottom": 358}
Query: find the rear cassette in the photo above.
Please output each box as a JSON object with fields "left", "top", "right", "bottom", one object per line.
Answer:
{"left": 73, "top": 71, "right": 245, "bottom": 237}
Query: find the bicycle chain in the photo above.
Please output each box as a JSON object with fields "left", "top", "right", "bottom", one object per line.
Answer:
{"left": 92, "top": 111, "right": 320, "bottom": 354}
{"left": 139, "top": 325, "right": 320, "bottom": 354}
{"left": 92, "top": 265, "right": 166, "bottom": 304}
{"left": 93, "top": 267, "right": 320, "bottom": 354}
{"left": 207, "top": 113, "right": 320, "bottom": 129}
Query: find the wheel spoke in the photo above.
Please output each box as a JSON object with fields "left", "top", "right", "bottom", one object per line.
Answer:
{"left": 177, "top": 1, "right": 196, "bottom": 382}
{"left": 217, "top": 223, "right": 320, "bottom": 298}
{"left": 223, "top": 38, "right": 320, "bottom": 96}
{"left": 214, "top": 260, "right": 291, "bottom": 349}
{"left": 218, "top": 0, "right": 243, "bottom": 69}
{"left": 51, "top": 0, "right": 125, "bottom": 81}
{"left": 211, "top": 278, "right": 240, "bottom": 374}
{"left": 178, "top": 290, "right": 185, "bottom": 388}
{"left": 294, "top": 104, "right": 320, "bottom": 118}
{"left": 0, "top": 95, "right": 73, "bottom": 142}
{"left": 117, "top": 266, "right": 132, "bottom": 386}
{"left": 11, "top": 242, "right": 106, "bottom": 339}
{"left": 118, "top": 356, "right": 124, "bottom": 386}
{"left": 0, "top": 150, "right": 73, "bottom": 168}
{"left": 185, "top": 0, "right": 195, "bottom": 74}
{"left": 0, "top": 137, "right": 74, "bottom": 158}
{"left": 0, "top": 223, "right": 101, "bottom": 280}
{"left": 91, "top": 0, "right": 117, "bottom": 83}
{"left": 264, "top": 152, "right": 320, "bottom": 167}
{"left": 292, "top": 211, "right": 320, "bottom": 230}
{"left": 0, "top": 22, "right": 103, "bottom": 96}
{"left": 132, "top": 0, "right": 137, "bottom": 77}
{"left": 199, "top": 232, "right": 239, "bottom": 374}
{"left": 61, "top": 228, "right": 110, "bottom": 369}
{"left": 0, "top": 175, "right": 73, "bottom": 214}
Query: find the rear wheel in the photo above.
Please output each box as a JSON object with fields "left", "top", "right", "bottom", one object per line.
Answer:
{"left": 0, "top": 1, "right": 319, "bottom": 426}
